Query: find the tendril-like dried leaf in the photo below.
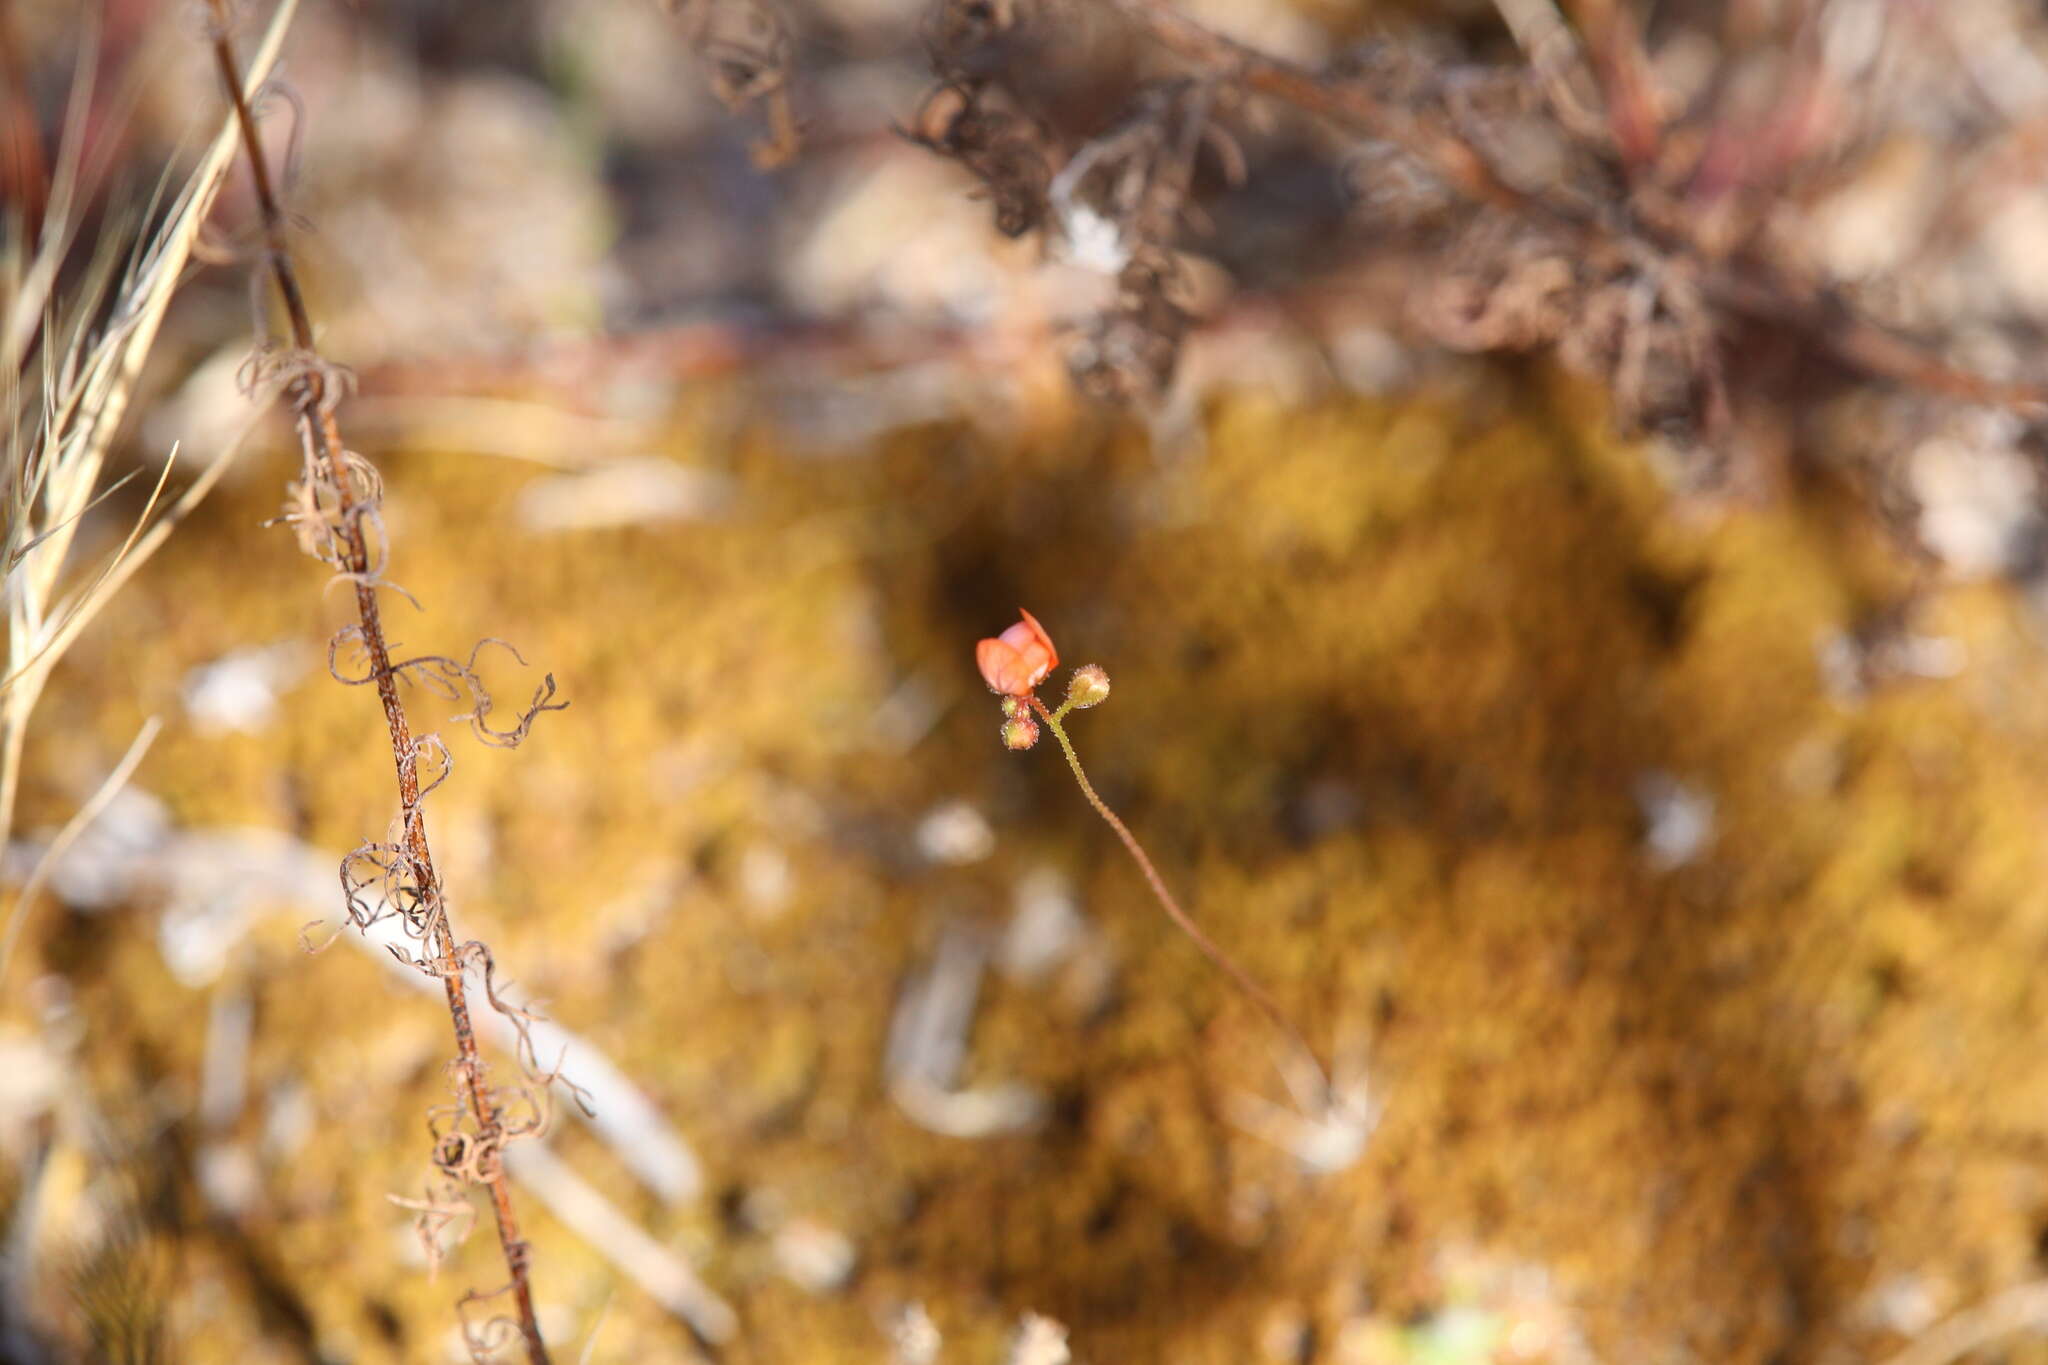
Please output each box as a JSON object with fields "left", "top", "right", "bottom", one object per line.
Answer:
{"left": 324, "top": 632, "right": 569, "bottom": 748}
{"left": 904, "top": 79, "right": 1053, "bottom": 238}
{"left": 666, "top": 0, "right": 800, "bottom": 166}
{"left": 269, "top": 433, "right": 382, "bottom": 571}
{"left": 323, "top": 571, "right": 422, "bottom": 612}
{"left": 457, "top": 1284, "right": 528, "bottom": 1365}
{"left": 452, "top": 939, "right": 597, "bottom": 1121}
{"left": 388, "top": 1182, "right": 475, "bottom": 1277}
{"left": 433, "top": 1122, "right": 493, "bottom": 1185}
{"left": 450, "top": 639, "right": 571, "bottom": 748}
{"left": 412, "top": 734, "right": 454, "bottom": 802}
{"left": 339, "top": 836, "right": 444, "bottom": 949}
{"left": 237, "top": 345, "right": 357, "bottom": 415}
{"left": 1066, "top": 248, "right": 1190, "bottom": 405}
{"left": 297, "top": 917, "right": 344, "bottom": 954}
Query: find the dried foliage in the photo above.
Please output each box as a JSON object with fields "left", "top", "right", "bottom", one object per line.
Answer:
{"left": 902, "top": 79, "right": 1054, "bottom": 240}
{"left": 659, "top": 0, "right": 2048, "bottom": 505}
{"left": 1107, "top": 0, "right": 2040, "bottom": 436}
{"left": 204, "top": 2, "right": 575, "bottom": 1359}
{"left": 662, "top": 0, "right": 799, "bottom": 167}
{"left": 0, "top": 1, "right": 294, "bottom": 986}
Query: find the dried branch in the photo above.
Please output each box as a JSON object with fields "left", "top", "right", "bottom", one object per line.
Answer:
{"left": 1060, "top": 0, "right": 2048, "bottom": 423}
{"left": 204, "top": 3, "right": 568, "bottom": 1359}
{"left": 902, "top": 79, "right": 1055, "bottom": 239}
{"left": 1106, "top": 0, "right": 1544, "bottom": 220}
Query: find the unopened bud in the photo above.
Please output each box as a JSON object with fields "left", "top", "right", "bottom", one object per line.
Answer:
{"left": 1001, "top": 714, "right": 1041, "bottom": 750}
{"left": 1064, "top": 664, "right": 1110, "bottom": 709}
{"left": 1000, "top": 695, "right": 1027, "bottom": 719}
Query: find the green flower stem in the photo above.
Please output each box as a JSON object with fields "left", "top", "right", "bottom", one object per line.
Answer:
{"left": 1029, "top": 695, "right": 1321, "bottom": 1088}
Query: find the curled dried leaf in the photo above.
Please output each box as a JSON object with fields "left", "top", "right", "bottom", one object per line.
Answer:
{"left": 457, "top": 1284, "right": 529, "bottom": 1365}
{"left": 323, "top": 632, "right": 568, "bottom": 748}
{"left": 1066, "top": 249, "right": 1190, "bottom": 406}
{"left": 388, "top": 1182, "right": 475, "bottom": 1277}
{"left": 667, "top": 0, "right": 800, "bottom": 166}
{"left": 238, "top": 345, "right": 357, "bottom": 415}
{"left": 412, "top": 734, "right": 454, "bottom": 802}
{"left": 903, "top": 79, "right": 1053, "bottom": 237}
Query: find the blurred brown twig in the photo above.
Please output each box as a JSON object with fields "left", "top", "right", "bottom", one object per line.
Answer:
{"left": 1107, "top": 0, "right": 2048, "bottom": 419}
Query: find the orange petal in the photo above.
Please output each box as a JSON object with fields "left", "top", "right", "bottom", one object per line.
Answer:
{"left": 979, "top": 610, "right": 1059, "bottom": 695}
{"left": 1014, "top": 609, "right": 1057, "bottom": 670}
{"left": 977, "top": 637, "right": 1025, "bottom": 694}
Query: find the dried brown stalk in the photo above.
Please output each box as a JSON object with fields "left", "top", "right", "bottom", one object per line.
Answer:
{"left": 1026, "top": 691, "right": 1318, "bottom": 1077}
{"left": 204, "top": 4, "right": 559, "bottom": 1360}
{"left": 1099, "top": 0, "right": 2048, "bottom": 417}
{"left": 1106, "top": 0, "right": 1544, "bottom": 221}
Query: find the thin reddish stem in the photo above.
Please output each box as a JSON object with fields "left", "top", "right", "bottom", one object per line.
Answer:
{"left": 1028, "top": 695, "right": 1321, "bottom": 1087}
{"left": 205, "top": 7, "right": 548, "bottom": 1361}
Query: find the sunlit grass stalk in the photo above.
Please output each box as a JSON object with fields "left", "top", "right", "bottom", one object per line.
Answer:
{"left": 0, "top": 6, "right": 293, "bottom": 984}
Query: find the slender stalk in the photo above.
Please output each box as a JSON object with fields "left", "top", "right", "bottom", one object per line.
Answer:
{"left": 0, "top": 717, "right": 158, "bottom": 980}
{"left": 205, "top": 8, "right": 549, "bottom": 1360}
{"left": 1027, "top": 694, "right": 1323, "bottom": 1092}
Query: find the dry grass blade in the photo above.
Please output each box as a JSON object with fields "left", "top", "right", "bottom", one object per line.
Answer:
{"left": 0, "top": 0, "right": 299, "bottom": 877}
{"left": 0, "top": 715, "right": 160, "bottom": 983}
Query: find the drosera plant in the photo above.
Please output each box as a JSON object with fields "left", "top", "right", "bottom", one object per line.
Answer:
{"left": 975, "top": 609, "right": 1332, "bottom": 1101}
{"left": 203, "top": 3, "right": 581, "bottom": 1360}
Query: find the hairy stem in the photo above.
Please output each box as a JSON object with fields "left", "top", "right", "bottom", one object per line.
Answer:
{"left": 1029, "top": 695, "right": 1323, "bottom": 1092}
{"left": 205, "top": 8, "right": 549, "bottom": 1360}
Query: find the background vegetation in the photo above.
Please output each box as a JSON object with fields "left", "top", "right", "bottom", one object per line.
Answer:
{"left": 10, "top": 2, "right": 2048, "bottom": 1362}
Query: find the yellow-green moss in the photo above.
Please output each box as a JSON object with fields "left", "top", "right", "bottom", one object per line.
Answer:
{"left": 19, "top": 371, "right": 2048, "bottom": 1362}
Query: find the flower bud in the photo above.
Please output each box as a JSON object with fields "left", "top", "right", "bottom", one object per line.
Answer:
{"left": 1001, "top": 714, "right": 1041, "bottom": 750}
{"left": 1000, "top": 695, "right": 1027, "bottom": 719}
{"left": 1064, "top": 664, "right": 1110, "bottom": 709}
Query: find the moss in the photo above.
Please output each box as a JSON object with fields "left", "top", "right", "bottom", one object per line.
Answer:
{"left": 20, "top": 371, "right": 2048, "bottom": 1361}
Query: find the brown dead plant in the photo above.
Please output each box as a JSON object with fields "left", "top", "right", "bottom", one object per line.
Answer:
{"left": 203, "top": 2, "right": 580, "bottom": 1360}
{"left": 664, "top": 0, "right": 2048, "bottom": 488}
